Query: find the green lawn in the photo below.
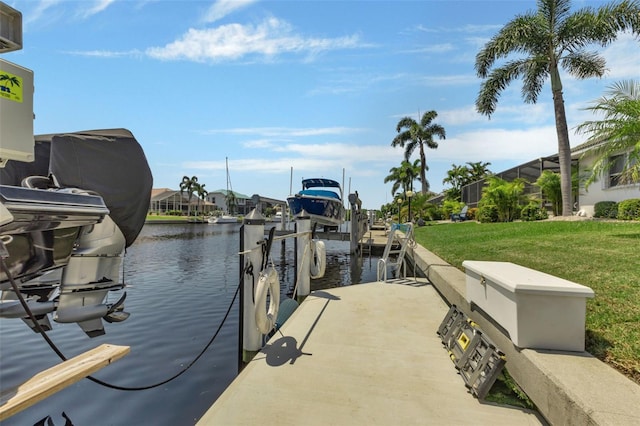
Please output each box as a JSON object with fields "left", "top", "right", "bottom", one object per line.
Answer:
{"left": 413, "top": 220, "right": 640, "bottom": 384}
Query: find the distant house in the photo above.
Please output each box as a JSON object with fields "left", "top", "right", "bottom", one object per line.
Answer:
{"left": 149, "top": 188, "right": 215, "bottom": 215}
{"left": 206, "top": 189, "right": 254, "bottom": 216}
{"left": 449, "top": 140, "right": 638, "bottom": 217}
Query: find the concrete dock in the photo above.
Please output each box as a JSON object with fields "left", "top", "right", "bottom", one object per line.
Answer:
{"left": 197, "top": 281, "right": 543, "bottom": 425}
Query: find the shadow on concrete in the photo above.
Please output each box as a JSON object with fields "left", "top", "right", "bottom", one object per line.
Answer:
{"left": 263, "top": 290, "right": 340, "bottom": 367}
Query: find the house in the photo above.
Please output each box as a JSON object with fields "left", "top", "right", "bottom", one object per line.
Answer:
{"left": 149, "top": 188, "right": 215, "bottom": 215}
{"left": 206, "top": 189, "right": 254, "bottom": 216}
{"left": 449, "top": 140, "right": 638, "bottom": 217}
{"left": 571, "top": 139, "right": 639, "bottom": 217}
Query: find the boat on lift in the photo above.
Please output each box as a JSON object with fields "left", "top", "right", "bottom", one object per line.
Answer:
{"left": 287, "top": 178, "right": 344, "bottom": 230}
{"left": 0, "top": 127, "right": 153, "bottom": 337}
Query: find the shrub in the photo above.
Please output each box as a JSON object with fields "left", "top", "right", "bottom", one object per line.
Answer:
{"left": 477, "top": 205, "right": 499, "bottom": 223}
{"left": 520, "top": 203, "right": 548, "bottom": 221}
{"left": 617, "top": 198, "right": 640, "bottom": 220}
{"left": 594, "top": 201, "right": 618, "bottom": 218}
{"left": 467, "top": 207, "right": 478, "bottom": 221}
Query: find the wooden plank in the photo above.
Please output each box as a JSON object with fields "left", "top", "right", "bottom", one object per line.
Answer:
{"left": 0, "top": 344, "right": 130, "bottom": 421}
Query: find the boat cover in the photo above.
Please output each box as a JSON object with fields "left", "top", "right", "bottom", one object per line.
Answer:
{"left": 301, "top": 178, "right": 341, "bottom": 189}
{"left": 0, "top": 129, "right": 152, "bottom": 247}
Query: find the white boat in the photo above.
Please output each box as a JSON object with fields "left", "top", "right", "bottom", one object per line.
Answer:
{"left": 208, "top": 215, "right": 237, "bottom": 224}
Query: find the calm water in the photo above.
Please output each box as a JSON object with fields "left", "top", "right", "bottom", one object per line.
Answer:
{"left": 0, "top": 223, "right": 382, "bottom": 426}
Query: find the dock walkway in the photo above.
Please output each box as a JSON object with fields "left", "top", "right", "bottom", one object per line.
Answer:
{"left": 197, "top": 281, "right": 543, "bottom": 425}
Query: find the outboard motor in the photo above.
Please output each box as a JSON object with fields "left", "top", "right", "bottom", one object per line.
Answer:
{"left": 0, "top": 129, "right": 152, "bottom": 337}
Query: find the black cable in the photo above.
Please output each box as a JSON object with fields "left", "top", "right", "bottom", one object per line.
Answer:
{"left": 0, "top": 254, "right": 243, "bottom": 392}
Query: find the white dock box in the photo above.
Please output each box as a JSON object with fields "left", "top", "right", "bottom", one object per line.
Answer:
{"left": 462, "top": 260, "right": 594, "bottom": 352}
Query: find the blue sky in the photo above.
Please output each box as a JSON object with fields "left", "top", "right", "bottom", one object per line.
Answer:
{"left": 4, "top": 0, "right": 639, "bottom": 209}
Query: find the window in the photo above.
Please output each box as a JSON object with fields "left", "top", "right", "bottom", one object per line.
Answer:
{"left": 607, "top": 152, "right": 637, "bottom": 188}
{"left": 607, "top": 154, "right": 625, "bottom": 188}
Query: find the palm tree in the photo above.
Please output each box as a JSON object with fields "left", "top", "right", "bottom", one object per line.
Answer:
{"left": 475, "top": 0, "right": 640, "bottom": 216}
{"left": 466, "top": 161, "right": 492, "bottom": 182}
{"left": 442, "top": 164, "right": 470, "bottom": 201}
{"left": 225, "top": 190, "right": 237, "bottom": 216}
{"left": 392, "top": 110, "right": 446, "bottom": 194}
{"left": 576, "top": 80, "right": 640, "bottom": 186}
{"left": 179, "top": 175, "right": 198, "bottom": 216}
{"left": 481, "top": 176, "right": 527, "bottom": 222}
{"left": 536, "top": 171, "right": 562, "bottom": 216}
{"left": 194, "top": 182, "right": 208, "bottom": 218}
{"left": 383, "top": 159, "right": 421, "bottom": 197}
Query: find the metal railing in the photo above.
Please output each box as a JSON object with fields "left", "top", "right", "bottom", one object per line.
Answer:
{"left": 376, "top": 223, "right": 414, "bottom": 282}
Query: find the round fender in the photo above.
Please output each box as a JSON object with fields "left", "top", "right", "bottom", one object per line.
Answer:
{"left": 309, "top": 239, "right": 326, "bottom": 279}
{"left": 254, "top": 268, "right": 280, "bottom": 334}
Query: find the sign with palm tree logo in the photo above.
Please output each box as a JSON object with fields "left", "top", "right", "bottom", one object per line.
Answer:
{"left": 0, "top": 69, "right": 23, "bottom": 103}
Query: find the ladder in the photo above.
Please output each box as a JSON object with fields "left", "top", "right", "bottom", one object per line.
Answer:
{"left": 376, "top": 223, "right": 414, "bottom": 282}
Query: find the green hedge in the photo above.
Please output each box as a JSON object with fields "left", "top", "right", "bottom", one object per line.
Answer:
{"left": 477, "top": 205, "right": 499, "bottom": 223}
{"left": 618, "top": 198, "right": 640, "bottom": 220}
{"left": 521, "top": 203, "right": 549, "bottom": 221}
{"left": 594, "top": 201, "right": 618, "bottom": 218}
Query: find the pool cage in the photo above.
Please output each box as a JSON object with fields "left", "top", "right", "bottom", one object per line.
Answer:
{"left": 460, "top": 155, "right": 578, "bottom": 209}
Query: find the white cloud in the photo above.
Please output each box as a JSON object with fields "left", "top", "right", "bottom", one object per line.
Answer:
{"left": 203, "top": 126, "right": 365, "bottom": 137}
{"left": 24, "top": 0, "right": 61, "bottom": 25}
{"left": 146, "top": 17, "right": 361, "bottom": 62}
{"left": 64, "top": 49, "right": 143, "bottom": 58}
{"left": 203, "top": 0, "right": 258, "bottom": 23}
{"left": 601, "top": 32, "right": 640, "bottom": 79}
{"left": 431, "top": 126, "right": 583, "bottom": 165}
{"left": 77, "top": 0, "right": 116, "bottom": 19}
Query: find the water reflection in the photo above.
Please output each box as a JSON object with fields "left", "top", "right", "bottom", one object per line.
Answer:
{"left": 0, "top": 222, "right": 382, "bottom": 426}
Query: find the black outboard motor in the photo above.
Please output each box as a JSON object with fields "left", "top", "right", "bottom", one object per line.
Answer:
{"left": 0, "top": 129, "right": 153, "bottom": 337}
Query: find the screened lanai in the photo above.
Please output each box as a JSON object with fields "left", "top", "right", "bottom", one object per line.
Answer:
{"left": 460, "top": 155, "right": 577, "bottom": 208}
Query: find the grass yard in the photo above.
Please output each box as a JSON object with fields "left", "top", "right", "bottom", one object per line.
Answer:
{"left": 413, "top": 219, "right": 640, "bottom": 384}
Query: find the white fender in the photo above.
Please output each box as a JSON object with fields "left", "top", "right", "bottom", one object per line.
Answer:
{"left": 309, "top": 239, "right": 326, "bottom": 279}
{"left": 254, "top": 267, "right": 280, "bottom": 334}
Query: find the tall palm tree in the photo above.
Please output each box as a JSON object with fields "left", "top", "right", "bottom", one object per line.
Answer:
{"left": 384, "top": 159, "right": 421, "bottom": 197}
{"left": 225, "top": 190, "right": 237, "bottom": 216}
{"left": 576, "top": 80, "right": 640, "bottom": 186}
{"left": 194, "top": 182, "right": 208, "bottom": 218}
{"left": 475, "top": 0, "right": 640, "bottom": 216}
{"left": 179, "top": 175, "right": 198, "bottom": 217}
{"left": 392, "top": 110, "right": 446, "bottom": 194}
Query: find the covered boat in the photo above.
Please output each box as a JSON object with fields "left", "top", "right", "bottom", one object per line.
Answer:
{"left": 0, "top": 129, "right": 153, "bottom": 337}
{"left": 287, "top": 178, "right": 344, "bottom": 229}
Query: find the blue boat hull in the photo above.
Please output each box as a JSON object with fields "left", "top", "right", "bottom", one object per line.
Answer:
{"left": 287, "top": 194, "right": 344, "bottom": 227}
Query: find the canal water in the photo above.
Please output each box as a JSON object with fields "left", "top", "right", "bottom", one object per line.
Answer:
{"left": 0, "top": 223, "right": 383, "bottom": 426}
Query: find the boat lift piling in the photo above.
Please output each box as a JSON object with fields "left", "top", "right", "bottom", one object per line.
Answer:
{"left": 239, "top": 210, "right": 265, "bottom": 365}
{"left": 294, "top": 212, "right": 311, "bottom": 303}
{"left": 239, "top": 209, "right": 316, "bottom": 367}
{"left": 348, "top": 192, "right": 368, "bottom": 255}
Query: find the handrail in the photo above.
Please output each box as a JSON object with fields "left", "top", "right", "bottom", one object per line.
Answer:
{"left": 376, "top": 223, "right": 414, "bottom": 282}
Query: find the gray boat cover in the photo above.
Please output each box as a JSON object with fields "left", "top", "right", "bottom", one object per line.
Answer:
{"left": 0, "top": 129, "right": 152, "bottom": 247}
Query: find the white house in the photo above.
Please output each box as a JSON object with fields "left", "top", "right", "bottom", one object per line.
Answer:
{"left": 572, "top": 140, "right": 639, "bottom": 217}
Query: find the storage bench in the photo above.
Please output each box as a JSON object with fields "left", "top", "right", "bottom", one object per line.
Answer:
{"left": 462, "top": 260, "right": 594, "bottom": 351}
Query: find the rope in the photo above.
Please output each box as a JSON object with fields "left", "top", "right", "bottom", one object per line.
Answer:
{"left": 0, "top": 248, "right": 243, "bottom": 392}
